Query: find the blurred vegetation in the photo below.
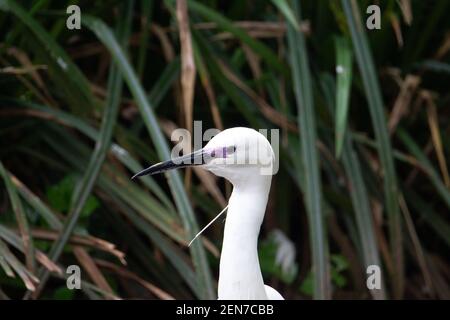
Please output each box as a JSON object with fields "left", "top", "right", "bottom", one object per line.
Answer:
{"left": 0, "top": 0, "right": 449, "bottom": 300}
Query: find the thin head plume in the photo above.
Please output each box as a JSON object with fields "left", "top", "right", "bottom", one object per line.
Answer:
{"left": 188, "top": 205, "right": 229, "bottom": 247}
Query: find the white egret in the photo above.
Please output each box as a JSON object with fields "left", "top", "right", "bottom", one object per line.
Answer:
{"left": 132, "top": 127, "right": 284, "bottom": 300}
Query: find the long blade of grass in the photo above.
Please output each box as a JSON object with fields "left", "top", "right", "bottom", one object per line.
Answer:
{"left": 342, "top": 0, "right": 403, "bottom": 298}
{"left": 82, "top": 15, "right": 215, "bottom": 298}
{"left": 334, "top": 36, "right": 353, "bottom": 159}
{"left": 286, "top": 0, "right": 330, "bottom": 299}
{"left": 320, "top": 73, "right": 386, "bottom": 299}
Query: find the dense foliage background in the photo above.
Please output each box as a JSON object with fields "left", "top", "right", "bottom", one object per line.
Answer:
{"left": 0, "top": 0, "right": 449, "bottom": 299}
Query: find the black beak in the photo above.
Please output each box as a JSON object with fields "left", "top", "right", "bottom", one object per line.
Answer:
{"left": 131, "top": 149, "right": 207, "bottom": 179}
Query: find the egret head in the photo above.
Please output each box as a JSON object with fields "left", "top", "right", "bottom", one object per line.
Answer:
{"left": 202, "top": 127, "right": 275, "bottom": 184}
{"left": 132, "top": 127, "right": 276, "bottom": 185}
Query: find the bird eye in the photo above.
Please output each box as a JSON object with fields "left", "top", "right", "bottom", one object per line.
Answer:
{"left": 209, "top": 145, "right": 236, "bottom": 158}
{"left": 226, "top": 145, "right": 236, "bottom": 154}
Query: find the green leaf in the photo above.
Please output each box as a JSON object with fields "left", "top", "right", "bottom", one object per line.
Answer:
{"left": 299, "top": 271, "right": 314, "bottom": 296}
{"left": 334, "top": 36, "right": 353, "bottom": 159}
{"left": 331, "top": 270, "right": 347, "bottom": 288}
{"left": 46, "top": 175, "right": 73, "bottom": 213}
{"left": 52, "top": 286, "right": 75, "bottom": 300}
{"left": 342, "top": 0, "right": 403, "bottom": 298}
{"left": 258, "top": 235, "right": 298, "bottom": 284}
{"left": 331, "top": 254, "right": 349, "bottom": 273}
{"left": 330, "top": 254, "right": 348, "bottom": 289}
{"left": 46, "top": 174, "right": 99, "bottom": 217}
{"left": 81, "top": 195, "right": 100, "bottom": 218}
{"left": 287, "top": 0, "right": 331, "bottom": 299}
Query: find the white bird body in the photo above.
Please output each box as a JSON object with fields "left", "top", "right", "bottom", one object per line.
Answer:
{"left": 133, "top": 127, "right": 284, "bottom": 300}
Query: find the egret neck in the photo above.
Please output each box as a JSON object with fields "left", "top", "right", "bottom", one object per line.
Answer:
{"left": 218, "top": 172, "right": 272, "bottom": 299}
